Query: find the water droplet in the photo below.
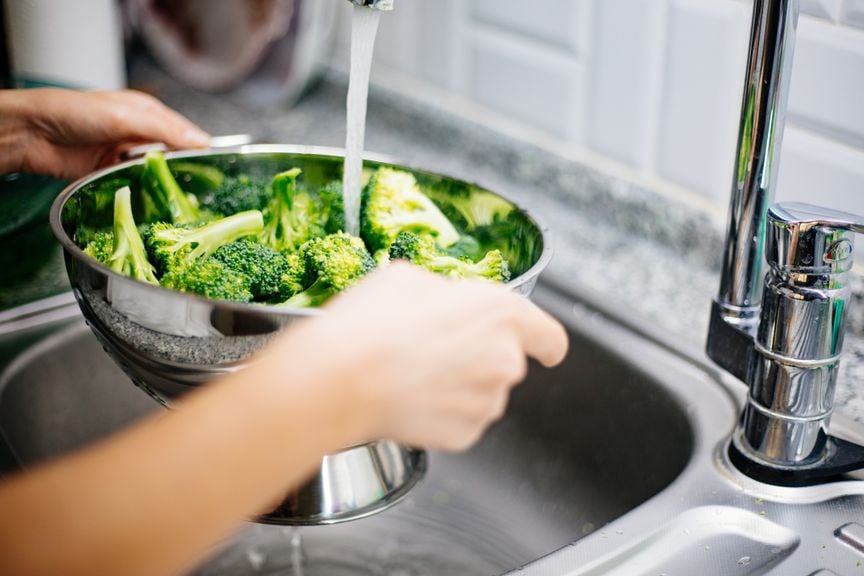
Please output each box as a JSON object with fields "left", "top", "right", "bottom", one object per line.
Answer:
{"left": 581, "top": 522, "right": 596, "bottom": 535}
{"left": 289, "top": 527, "right": 304, "bottom": 576}
{"left": 704, "top": 545, "right": 711, "bottom": 551}
{"left": 600, "top": 531, "right": 608, "bottom": 538}
{"left": 432, "top": 490, "right": 451, "bottom": 505}
{"left": 738, "top": 556, "right": 752, "bottom": 566}
{"left": 683, "top": 528, "right": 691, "bottom": 535}
{"left": 615, "top": 529, "right": 624, "bottom": 535}
{"left": 246, "top": 548, "right": 265, "bottom": 571}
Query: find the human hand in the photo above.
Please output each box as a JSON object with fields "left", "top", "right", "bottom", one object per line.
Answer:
{"left": 0, "top": 88, "right": 210, "bottom": 180}
{"left": 260, "top": 264, "right": 569, "bottom": 452}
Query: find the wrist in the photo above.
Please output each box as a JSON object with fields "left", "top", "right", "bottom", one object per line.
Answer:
{"left": 249, "top": 318, "right": 387, "bottom": 451}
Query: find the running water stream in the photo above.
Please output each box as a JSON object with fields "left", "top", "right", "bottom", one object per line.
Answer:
{"left": 277, "top": 8, "right": 377, "bottom": 575}
{"left": 289, "top": 527, "right": 304, "bottom": 576}
{"left": 342, "top": 5, "right": 382, "bottom": 237}
{"left": 276, "top": 9, "right": 381, "bottom": 573}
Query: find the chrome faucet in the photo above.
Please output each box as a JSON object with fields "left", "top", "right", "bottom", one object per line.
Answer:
{"left": 708, "top": 0, "right": 864, "bottom": 484}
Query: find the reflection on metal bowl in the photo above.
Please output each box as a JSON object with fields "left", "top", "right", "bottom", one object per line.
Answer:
{"left": 49, "top": 145, "right": 552, "bottom": 525}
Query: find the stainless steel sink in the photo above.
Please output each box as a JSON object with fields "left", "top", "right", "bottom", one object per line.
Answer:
{"left": 2, "top": 280, "right": 863, "bottom": 575}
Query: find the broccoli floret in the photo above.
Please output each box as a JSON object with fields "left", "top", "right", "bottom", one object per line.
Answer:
{"left": 212, "top": 239, "right": 290, "bottom": 301}
{"left": 279, "top": 232, "right": 375, "bottom": 308}
{"left": 389, "top": 231, "right": 510, "bottom": 282}
{"left": 142, "top": 151, "right": 202, "bottom": 224}
{"left": 444, "top": 234, "right": 483, "bottom": 261}
{"left": 160, "top": 257, "right": 253, "bottom": 303}
{"left": 260, "top": 168, "right": 325, "bottom": 252}
{"left": 170, "top": 162, "right": 226, "bottom": 195}
{"left": 105, "top": 186, "right": 159, "bottom": 284}
{"left": 472, "top": 217, "right": 541, "bottom": 278}
{"left": 360, "top": 167, "right": 460, "bottom": 254}
{"left": 425, "top": 183, "right": 514, "bottom": 231}
{"left": 144, "top": 210, "right": 264, "bottom": 274}
{"left": 83, "top": 231, "right": 114, "bottom": 265}
{"left": 200, "top": 174, "right": 271, "bottom": 216}
{"left": 277, "top": 252, "right": 309, "bottom": 300}
{"left": 318, "top": 180, "right": 346, "bottom": 234}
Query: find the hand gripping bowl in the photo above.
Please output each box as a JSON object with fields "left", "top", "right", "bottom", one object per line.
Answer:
{"left": 49, "top": 145, "right": 552, "bottom": 525}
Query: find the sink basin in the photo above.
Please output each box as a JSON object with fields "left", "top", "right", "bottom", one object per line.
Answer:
{"left": 5, "top": 280, "right": 863, "bottom": 575}
{"left": 0, "top": 279, "right": 695, "bottom": 575}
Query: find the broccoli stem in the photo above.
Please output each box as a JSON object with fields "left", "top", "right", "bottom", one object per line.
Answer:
{"left": 426, "top": 252, "right": 508, "bottom": 281}
{"left": 279, "top": 278, "right": 330, "bottom": 308}
{"left": 145, "top": 151, "right": 201, "bottom": 224}
{"left": 110, "top": 186, "right": 158, "bottom": 284}
{"left": 175, "top": 210, "right": 265, "bottom": 264}
{"left": 261, "top": 168, "right": 314, "bottom": 251}
{"left": 272, "top": 168, "right": 302, "bottom": 211}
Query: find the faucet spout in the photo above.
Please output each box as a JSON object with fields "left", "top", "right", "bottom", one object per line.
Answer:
{"left": 714, "top": 0, "right": 799, "bottom": 333}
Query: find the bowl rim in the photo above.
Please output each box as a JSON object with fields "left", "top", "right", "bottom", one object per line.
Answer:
{"left": 49, "top": 144, "right": 553, "bottom": 315}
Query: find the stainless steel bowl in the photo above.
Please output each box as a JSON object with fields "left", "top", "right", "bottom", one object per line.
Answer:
{"left": 48, "top": 145, "right": 552, "bottom": 525}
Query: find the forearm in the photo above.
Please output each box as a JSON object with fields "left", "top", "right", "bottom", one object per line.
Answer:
{"left": 0, "top": 323, "right": 368, "bottom": 576}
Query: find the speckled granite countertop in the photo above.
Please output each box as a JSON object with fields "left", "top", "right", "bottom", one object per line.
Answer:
{"left": 27, "top": 55, "right": 864, "bottom": 426}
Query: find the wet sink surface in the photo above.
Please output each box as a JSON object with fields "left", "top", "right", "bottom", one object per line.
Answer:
{"left": 0, "top": 282, "right": 694, "bottom": 575}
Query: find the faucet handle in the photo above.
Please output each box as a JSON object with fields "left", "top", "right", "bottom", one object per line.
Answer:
{"left": 770, "top": 202, "right": 864, "bottom": 231}
{"left": 767, "top": 202, "right": 863, "bottom": 275}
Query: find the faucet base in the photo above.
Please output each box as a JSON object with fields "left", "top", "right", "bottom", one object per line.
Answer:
{"left": 729, "top": 434, "right": 864, "bottom": 486}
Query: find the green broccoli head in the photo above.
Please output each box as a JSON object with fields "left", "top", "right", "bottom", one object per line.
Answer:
{"left": 260, "top": 168, "right": 325, "bottom": 252}
{"left": 389, "top": 231, "right": 510, "bottom": 282}
{"left": 83, "top": 231, "right": 115, "bottom": 265}
{"left": 303, "top": 232, "right": 375, "bottom": 291}
{"left": 212, "top": 239, "right": 290, "bottom": 301}
{"left": 142, "top": 151, "right": 202, "bottom": 225}
{"left": 279, "top": 232, "right": 375, "bottom": 308}
{"left": 160, "top": 258, "right": 253, "bottom": 303}
{"left": 318, "top": 180, "right": 346, "bottom": 234}
{"left": 108, "top": 186, "right": 159, "bottom": 284}
{"left": 278, "top": 252, "right": 309, "bottom": 301}
{"left": 144, "top": 210, "right": 264, "bottom": 274}
{"left": 200, "top": 174, "right": 271, "bottom": 216}
{"left": 360, "top": 167, "right": 460, "bottom": 254}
